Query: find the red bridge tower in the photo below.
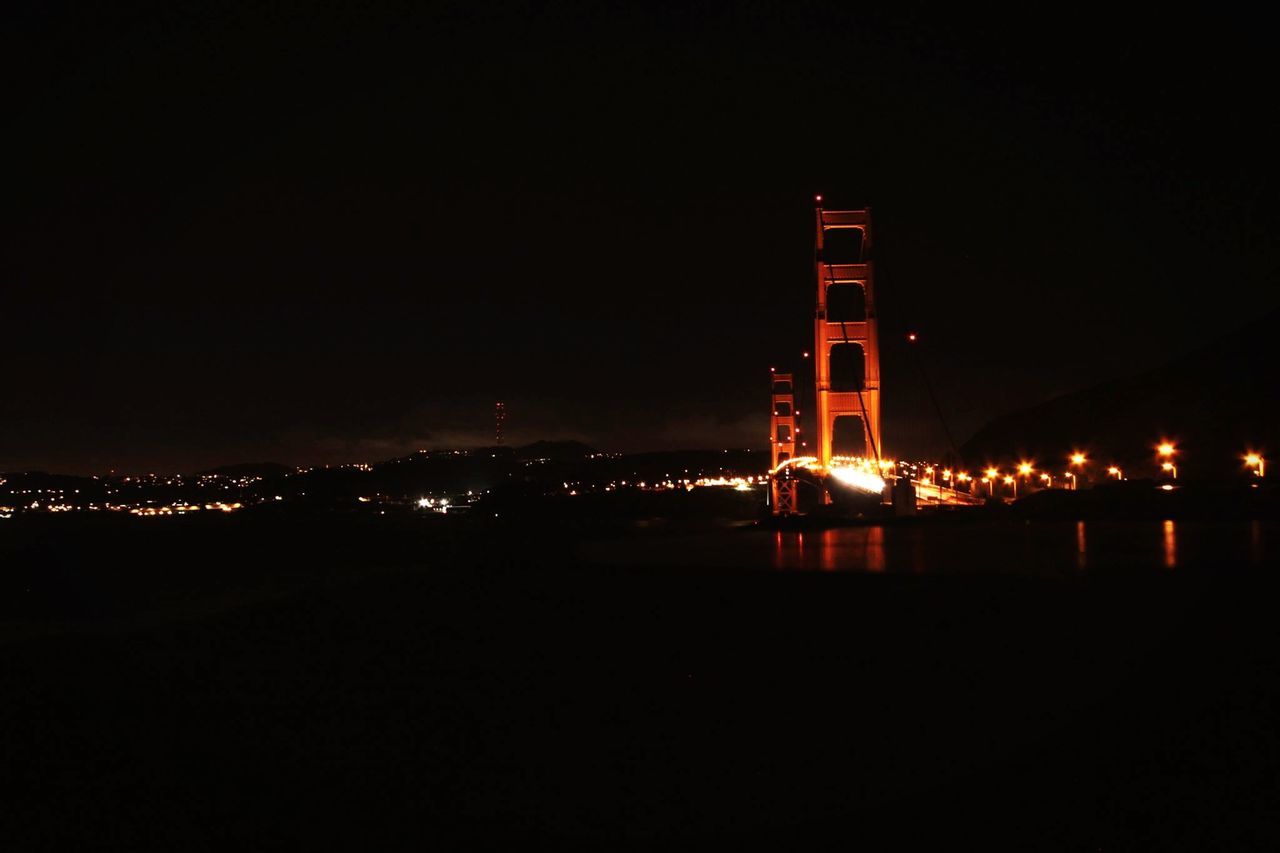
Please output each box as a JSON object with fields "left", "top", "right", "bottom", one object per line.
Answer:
{"left": 813, "top": 204, "right": 881, "bottom": 484}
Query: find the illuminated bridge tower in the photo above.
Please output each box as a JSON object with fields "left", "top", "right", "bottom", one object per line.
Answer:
{"left": 814, "top": 204, "right": 881, "bottom": 483}
{"left": 769, "top": 371, "right": 798, "bottom": 515}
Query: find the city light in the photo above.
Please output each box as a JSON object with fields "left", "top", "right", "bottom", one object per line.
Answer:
{"left": 1108, "top": 466, "right": 1122, "bottom": 479}
{"left": 1070, "top": 453, "right": 1087, "bottom": 466}
{"left": 1017, "top": 462, "right": 1033, "bottom": 476}
{"left": 1245, "top": 453, "right": 1265, "bottom": 478}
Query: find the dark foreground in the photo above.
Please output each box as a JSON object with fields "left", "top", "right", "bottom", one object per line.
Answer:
{"left": 3, "top": 513, "right": 1278, "bottom": 849}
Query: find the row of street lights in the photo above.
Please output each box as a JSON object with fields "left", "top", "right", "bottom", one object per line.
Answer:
{"left": 946, "top": 445, "right": 1266, "bottom": 498}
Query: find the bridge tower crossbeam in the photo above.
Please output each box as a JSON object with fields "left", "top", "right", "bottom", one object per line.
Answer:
{"left": 814, "top": 205, "right": 881, "bottom": 501}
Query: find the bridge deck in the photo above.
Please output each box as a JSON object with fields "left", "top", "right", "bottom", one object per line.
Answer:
{"left": 911, "top": 480, "right": 985, "bottom": 506}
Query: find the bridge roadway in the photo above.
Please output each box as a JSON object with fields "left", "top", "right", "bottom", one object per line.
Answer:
{"left": 909, "top": 479, "right": 985, "bottom": 507}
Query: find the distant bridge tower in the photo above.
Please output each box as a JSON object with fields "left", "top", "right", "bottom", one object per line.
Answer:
{"left": 769, "top": 370, "right": 798, "bottom": 515}
{"left": 814, "top": 203, "right": 881, "bottom": 483}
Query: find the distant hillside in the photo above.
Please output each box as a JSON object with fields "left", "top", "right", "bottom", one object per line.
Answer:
{"left": 514, "top": 440, "right": 598, "bottom": 461}
{"left": 961, "top": 308, "right": 1280, "bottom": 478}
{"left": 194, "top": 462, "right": 295, "bottom": 479}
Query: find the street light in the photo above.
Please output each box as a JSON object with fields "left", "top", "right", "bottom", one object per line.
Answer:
{"left": 1245, "top": 453, "right": 1265, "bottom": 478}
{"left": 1068, "top": 452, "right": 1086, "bottom": 491}
{"left": 1040, "top": 472, "right": 1052, "bottom": 488}
{"left": 1161, "top": 461, "right": 1177, "bottom": 479}
{"left": 1004, "top": 475, "right": 1016, "bottom": 498}
{"left": 1157, "top": 442, "right": 1177, "bottom": 478}
{"left": 1107, "top": 466, "right": 1123, "bottom": 480}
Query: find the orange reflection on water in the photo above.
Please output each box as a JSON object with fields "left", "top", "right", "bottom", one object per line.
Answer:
{"left": 820, "top": 528, "right": 839, "bottom": 571}
{"left": 772, "top": 528, "right": 885, "bottom": 571}
{"left": 1076, "top": 520, "right": 1087, "bottom": 571}
{"left": 819, "top": 527, "right": 886, "bottom": 572}
{"left": 1162, "top": 519, "right": 1177, "bottom": 569}
{"left": 866, "top": 526, "right": 886, "bottom": 572}
{"left": 773, "top": 530, "right": 807, "bottom": 570}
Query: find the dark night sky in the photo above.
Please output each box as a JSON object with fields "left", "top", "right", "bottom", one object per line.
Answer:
{"left": 5, "top": 2, "right": 1278, "bottom": 473}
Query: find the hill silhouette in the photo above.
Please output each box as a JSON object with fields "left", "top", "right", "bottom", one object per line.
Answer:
{"left": 962, "top": 308, "right": 1280, "bottom": 478}
{"left": 194, "top": 462, "right": 295, "bottom": 479}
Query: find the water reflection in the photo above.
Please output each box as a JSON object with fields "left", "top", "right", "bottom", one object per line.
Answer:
{"left": 1076, "top": 521, "right": 1087, "bottom": 571}
{"left": 763, "top": 520, "right": 1264, "bottom": 574}
{"left": 593, "top": 520, "right": 1276, "bottom": 574}
{"left": 814, "top": 528, "right": 887, "bottom": 572}
{"left": 774, "top": 527, "right": 885, "bottom": 571}
{"left": 867, "top": 527, "right": 886, "bottom": 572}
{"left": 819, "top": 529, "right": 838, "bottom": 572}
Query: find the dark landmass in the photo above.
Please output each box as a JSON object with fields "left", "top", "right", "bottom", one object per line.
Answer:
{"left": 512, "top": 439, "right": 600, "bottom": 461}
{"left": 1005, "top": 478, "right": 1280, "bottom": 522}
{"left": 194, "top": 462, "right": 296, "bottom": 480}
{"left": 1, "top": 445, "right": 767, "bottom": 514}
{"left": 962, "top": 308, "right": 1280, "bottom": 478}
